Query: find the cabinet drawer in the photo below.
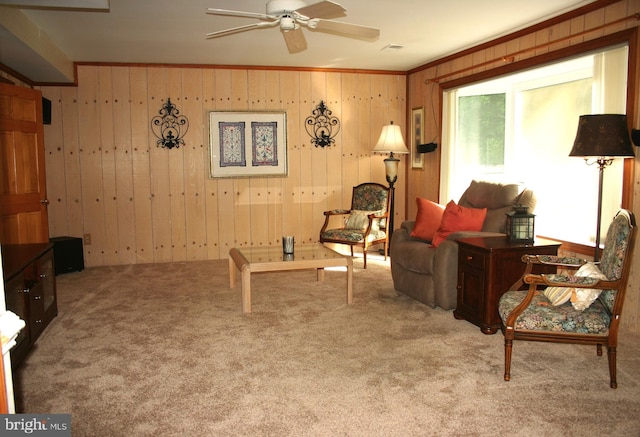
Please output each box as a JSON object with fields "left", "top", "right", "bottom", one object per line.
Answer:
{"left": 459, "top": 247, "right": 485, "bottom": 270}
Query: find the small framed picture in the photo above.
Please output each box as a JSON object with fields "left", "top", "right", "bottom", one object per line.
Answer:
{"left": 411, "top": 107, "right": 424, "bottom": 169}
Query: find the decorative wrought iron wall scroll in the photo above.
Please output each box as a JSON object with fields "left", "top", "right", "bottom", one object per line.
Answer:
{"left": 151, "top": 98, "right": 189, "bottom": 149}
{"left": 304, "top": 100, "right": 340, "bottom": 148}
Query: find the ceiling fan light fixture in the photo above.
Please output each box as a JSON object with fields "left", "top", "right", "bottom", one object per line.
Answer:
{"left": 266, "top": 0, "right": 307, "bottom": 15}
{"left": 280, "top": 16, "right": 296, "bottom": 30}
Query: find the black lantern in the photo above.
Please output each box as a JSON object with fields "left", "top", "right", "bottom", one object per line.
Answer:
{"left": 506, "top": 205, "right": 535, "bottom": 243}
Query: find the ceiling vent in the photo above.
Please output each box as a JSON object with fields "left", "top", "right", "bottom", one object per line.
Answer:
{"left": 382, "top": 44, "right": 405, "bottom": 51}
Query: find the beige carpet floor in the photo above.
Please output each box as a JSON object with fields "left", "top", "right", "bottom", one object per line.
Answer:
{"left": 12, "top": 253, "right": 640, "bottom": 437}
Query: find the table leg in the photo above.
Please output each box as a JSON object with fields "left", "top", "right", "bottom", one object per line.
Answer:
{"left": 346, "top": 258, "right": 353, "bottom": 304}
{"left": 317, "top": 267, "right": 325, "bottom": 282}
{"left": 241, "top": 267, "right": 251, "bottom": 313}
{"left": 229, "top": 255, "right": 236, "bottom": 288}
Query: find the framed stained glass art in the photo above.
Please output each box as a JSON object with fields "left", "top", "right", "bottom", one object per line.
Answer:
{"left": 209, "top": 111, "right": 288, "bottom": 178}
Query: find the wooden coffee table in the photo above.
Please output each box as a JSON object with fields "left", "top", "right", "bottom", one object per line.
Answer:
{"left": 229, "top": 243, "right": 353, "bottom": 313}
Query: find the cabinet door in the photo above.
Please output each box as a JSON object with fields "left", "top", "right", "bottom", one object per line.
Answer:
{"left": 20, "top": 256, "right": 45, "bottom": 342}
{"left": 28, "top": 280, "right": 45, "bottom": 341}
{"left": 3, "top": 275, "right": 29, "bottom": 365}
{"left": 39, "top": 249, "right": 57, "bottom": 324}
{"left": 456, "top": 247, "right": 485, "bottom": 321}
{"left": 24, "top": 250, "right": 56, "bottom": 342}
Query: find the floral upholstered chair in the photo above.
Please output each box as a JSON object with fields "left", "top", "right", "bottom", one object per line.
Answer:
{"left": 319, "top": 182, "right": 390, "bottom": 268}
{"left": 499, "top": 209, "right": 636, "bottom": 388}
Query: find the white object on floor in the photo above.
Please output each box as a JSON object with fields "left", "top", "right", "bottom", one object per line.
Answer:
{"left": 0, "top": 311, "right": 25, "bottom": 355}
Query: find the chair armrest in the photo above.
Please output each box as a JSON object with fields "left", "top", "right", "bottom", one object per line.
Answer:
{"left": 371, "top": 211, "right": 389, "bottom": 219}
{"left": 523, "top": 273, "right": 620, "bottom": 290}
{"left": 320, "top": 209, "right": 351, "bottom": 236}
{"left": 447, "top": 230, "right": 504, "bottom": 240}
{"left": 524, "top": 255, "right": 587, "bottom": 268}
{"left": 323, "top": 209, "right": 351, "bottom": 216}
{"left": 362, "top": 212, "right": 381, "bottom": 233}
{"left": 390, "top": 222, "right": 413, "bottom": 247}
{"left": 504, "top": 283, "right": 540, "bottom": 329}
{"left": 399, "top": 220, "right": 415, "bottom": 235}
{"left": 507, "top": 255, "right": 587, "bottom": 292}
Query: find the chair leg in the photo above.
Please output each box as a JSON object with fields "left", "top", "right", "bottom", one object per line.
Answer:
{"left": 504, "top": 338, "right": 513, "bottom": 381}
{"left": 597, "top": 344, "right": 603, "bottom": 356}
{"left": 363, "top": 249, "right": 367, "bottom": 269}
{"left": 607, "top": 346, "right": 617, "bottom": 389}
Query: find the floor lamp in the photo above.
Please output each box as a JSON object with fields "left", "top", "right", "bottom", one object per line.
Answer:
{"left": 569, "top": 114, "right": 635, "bottom": 262}
{"left": 372, "top": 121, "right": 409, "bottom": 256}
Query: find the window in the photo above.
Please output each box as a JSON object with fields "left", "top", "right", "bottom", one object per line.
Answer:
{"left": 441, "top": 44, "right": 629, "bottom": 246}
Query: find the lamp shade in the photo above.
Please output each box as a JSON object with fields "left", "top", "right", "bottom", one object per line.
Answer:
{"left": 372, "top": 121, "right": 409, "bottom": 155}
{"left": 569, "top": 114, "right": 635, "bottom": 158}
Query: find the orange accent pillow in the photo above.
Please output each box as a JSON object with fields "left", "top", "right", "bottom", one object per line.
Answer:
{"left": 431, "top": 200, "right": 487, "bottom": 247}
{"left": 410, "top": 198, "right": 445, "bottom": 241}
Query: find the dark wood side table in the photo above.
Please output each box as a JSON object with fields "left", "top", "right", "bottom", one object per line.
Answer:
{"left": 453, "top": 236, "right": 560, "bottom": 334}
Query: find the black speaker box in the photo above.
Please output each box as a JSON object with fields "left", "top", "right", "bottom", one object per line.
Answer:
{"left": 50, "top": 236, "right": 84, "bottom": 275}
{"left": 632, "top": 129, "right": 640, "bottom": 147}
{"left": 42, "top": 97, "right": 51, "bottom": 125}
{"left": 417, "top": 142, "right": 438, "bottom": 153}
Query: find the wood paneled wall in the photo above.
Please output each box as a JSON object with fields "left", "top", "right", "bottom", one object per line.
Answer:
{"left": 406, "top": 0, "right": 640, "bottom": 333}
{"left": 40, "top": 66, "right": 406, "bottom": 267}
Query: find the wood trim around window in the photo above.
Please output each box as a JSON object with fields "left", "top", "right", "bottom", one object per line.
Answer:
{"left": 439, "top": 28, "right": 638, "bottom": 258}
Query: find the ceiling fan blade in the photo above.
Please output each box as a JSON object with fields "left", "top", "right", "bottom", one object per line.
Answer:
{"left": 310, "top": 19, "right": 380, "bottom": 39}
{"left": 282, "top": 27, "right": 307, "bottom": 54}
{"left": 206, "top": 22, "right": 277, "bottom": 39}
{"left": 295, "top": 0, "right": 346, "bottom": 20}
{"left": 206, "top": 8, "right": 274, "bottom": 21}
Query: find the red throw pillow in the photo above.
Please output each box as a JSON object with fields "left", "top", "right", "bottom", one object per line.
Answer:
{"left": 410, "top": 198, "right": 445, "bottom": 241}
{"left": 431, "top": 200, "right": 487, "bottom": 247}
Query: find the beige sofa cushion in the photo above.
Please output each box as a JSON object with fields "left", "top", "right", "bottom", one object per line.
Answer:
{"left": 458, "top": 180, "right": 521, "bottom": 233}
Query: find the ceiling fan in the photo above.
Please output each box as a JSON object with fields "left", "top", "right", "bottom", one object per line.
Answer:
{"left": 206, "top": 0, "right": 380, "bottom": 54}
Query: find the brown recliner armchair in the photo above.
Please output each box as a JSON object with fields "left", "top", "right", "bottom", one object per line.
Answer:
{"left": 390, "top": 180, "right": 536, "bottom": 310}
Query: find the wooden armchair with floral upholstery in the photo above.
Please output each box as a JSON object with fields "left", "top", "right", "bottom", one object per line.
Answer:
{"left": 319, "top": 182, "right": 391, "bottom": 269}
{"left": 498, "top": 209, "right": 636, "bottom": 388}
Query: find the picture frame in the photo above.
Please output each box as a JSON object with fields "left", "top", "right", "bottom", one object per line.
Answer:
{"left": 209, "top": 111, "right": 288, "bottom": 178}
{"left": 410, "top": 107, "right": 425, "bottom": 169}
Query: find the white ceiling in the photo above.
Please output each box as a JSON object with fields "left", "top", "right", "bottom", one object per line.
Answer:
{"left": 0, "top": 0, "right": 597, "bottom": 84}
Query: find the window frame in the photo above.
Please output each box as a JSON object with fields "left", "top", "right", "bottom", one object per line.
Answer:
{"left": 438, "top": 28, "right": 637, "bottom": 255}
